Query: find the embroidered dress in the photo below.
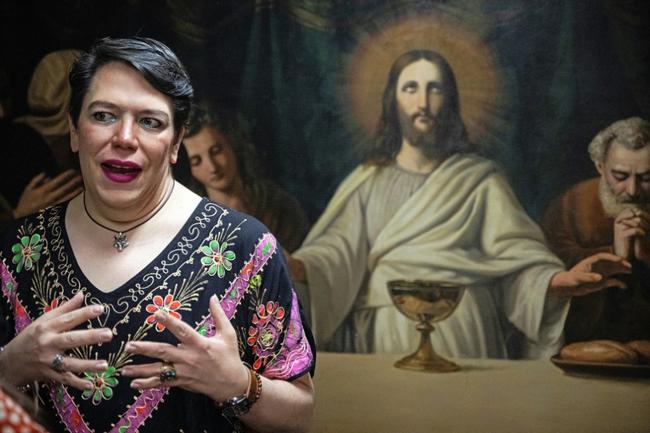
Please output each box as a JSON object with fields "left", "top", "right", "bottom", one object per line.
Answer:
{"left": 0, "top": 198, "right": 315, "bottom": 433}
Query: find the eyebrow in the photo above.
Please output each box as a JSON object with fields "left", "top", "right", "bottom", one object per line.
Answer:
{"left": 400, "top": 80, "right": 443, "bottom": 89}
{"left": 611, "top": 169, "right": 650, "bottom": 177}
{"left": 87, "top": 101, "right": 170, "bottom": 120}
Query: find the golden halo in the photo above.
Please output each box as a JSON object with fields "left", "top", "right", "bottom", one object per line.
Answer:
{"left": 344, "top": 13, "right": 510, "bottom": 146}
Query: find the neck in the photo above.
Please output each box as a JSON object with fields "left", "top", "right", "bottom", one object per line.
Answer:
{"left": 206, "top": 179, "right": 248, "bottom": 212}
{"left": 84, "top": 178, "right": 175, "bottom": 232}
{"left": 395, "top": 139, "right": 440, "bottom": 174}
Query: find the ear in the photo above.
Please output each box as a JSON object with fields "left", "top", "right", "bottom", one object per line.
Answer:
{"left": 68, "top": 115, "right": 79, "bottom": 153}
{"left": 595, "top": 160, "right": 605, "bottom": 176}
{"left": 170, "top": 127, "right": 186, "bottom": 165}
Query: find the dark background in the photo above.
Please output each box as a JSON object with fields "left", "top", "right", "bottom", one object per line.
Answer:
{"left": 1, "top": 0, "right": 648, "bottom": 222}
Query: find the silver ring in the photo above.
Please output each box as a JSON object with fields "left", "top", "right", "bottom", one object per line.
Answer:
{"left": 51, "top": 353, "right": 66, "bottom": 372}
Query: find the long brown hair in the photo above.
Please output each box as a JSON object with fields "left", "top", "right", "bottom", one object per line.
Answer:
{"left": 365, "top": 49, "right": 474, "bottom": 165}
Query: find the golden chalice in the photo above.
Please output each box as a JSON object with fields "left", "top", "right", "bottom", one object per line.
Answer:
{"left": 388, "top": 280, "right": 465, "bottom": 373}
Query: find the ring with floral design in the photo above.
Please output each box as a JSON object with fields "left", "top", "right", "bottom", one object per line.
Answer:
{"left": 159, "top": 362, "right": 177, "bottom": 382}
{"left": 51, "top": 353, "right": 66, "bottom": 372}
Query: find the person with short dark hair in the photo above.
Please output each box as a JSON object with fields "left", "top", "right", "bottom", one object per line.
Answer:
{"left": 0, "top": 36, "right": 315, "bottom": 433}
{"left": 288, "top": 49, "right": 630, "bottom": 358}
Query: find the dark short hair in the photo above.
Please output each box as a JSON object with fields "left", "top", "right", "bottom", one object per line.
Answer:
{"left": 185, "top": 101, "right": 259, "bottom": 188}
{"left": 68, "top": 37, "right": 193, "bottom": 137}
{"left": 366, "top": 49, "right": 473, "bottom": 164}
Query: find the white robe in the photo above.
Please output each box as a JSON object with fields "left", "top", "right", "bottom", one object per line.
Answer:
{"left": 294, "top": 154, "right": 569, "bottom": 358}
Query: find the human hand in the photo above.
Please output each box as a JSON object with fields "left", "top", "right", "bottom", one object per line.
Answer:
{"left": 286, "top": 254, "right": 307, "bottom": 284}
{"left": 13, "top": 170, "right": 83, "bottom": 218}
{"left": 0, "top": 291, "right": 113, "bottom": 389}
{"left": 548, "top": 252, "right": 632, "bottom": 297}
{"left": 613, "top": 208, "right": 650, "bottom": 260}
{"left": 121, "top": 295, "right": 249, "bottom": 403}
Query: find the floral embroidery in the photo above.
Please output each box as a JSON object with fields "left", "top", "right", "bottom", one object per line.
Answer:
{"left": 82, "top": 367, "right": 119, "bottom": 405}
{"left": 14, "top": 302, "right": 27, "bottom": 321}
{"left": 11, "top": 234, "right": 43, "bottom": 273}
{"left": 145, "top": 294, "right": 182, "bottom": 332}
{"left": 247, "top": 275, "right": 262, "bottom": 292}
{"left": 1, "top": 203, "right": 313, "bottom": 433}
{"left": 247, "top": 301, "right": 285, "bottom": 370}
{"left": 43, "top": 296, "right": 62, "bottom": 313}
{"left": 200, "top": 240, "right": 235, "bottom": 278}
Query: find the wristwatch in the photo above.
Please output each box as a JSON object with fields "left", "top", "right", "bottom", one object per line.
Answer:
{"left": 218, "top": 367, "right": 262, "bottom": 419}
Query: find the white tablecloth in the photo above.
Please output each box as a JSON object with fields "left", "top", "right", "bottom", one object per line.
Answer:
{"left": 311, "top": 352, "right": 650, "bottom": 433}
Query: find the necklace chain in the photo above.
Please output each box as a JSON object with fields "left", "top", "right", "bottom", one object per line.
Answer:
{"left": 83, "top": 181, "right": 175, "bottom": 252}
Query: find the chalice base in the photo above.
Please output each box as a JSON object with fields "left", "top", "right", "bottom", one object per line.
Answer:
{"left": 394, "top": 346, "right": 460, "bottom": 373}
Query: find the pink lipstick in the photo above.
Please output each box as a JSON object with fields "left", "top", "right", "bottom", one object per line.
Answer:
{"left": 101, "top": 159, "right": 142, "bottom": 183}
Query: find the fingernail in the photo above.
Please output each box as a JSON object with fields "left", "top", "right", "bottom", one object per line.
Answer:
{"left": 84, "top": 381, "right": 93, "bottom": 390}
{"left": 125, "top": 343, "right": 134, "bottom": 352}
{"left": 97, "top": 361, "right": 108, "bottom": 369}
{"left": 130, "top": 381, "right": 141, "bottom": 389}
{"left": 91, "top": 304, "right": 104, "bottom": 314}
{"left": 100, "top": 330, "right": 113, "bottom": 341}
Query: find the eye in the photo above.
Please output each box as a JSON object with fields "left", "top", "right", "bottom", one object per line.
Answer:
{"left": 428, "top": 83, "right": 443, "bottom": 94}
{"left": 209, "top": 145, "right": 222, "bottom": 155}
{"left": 139, "top": 117, "right": 163, "bottom": 130}
{"left": 401, "top": 82, "right": 418, "bottom": 94}
{"left": 92, "top": 111, "right": 116, "bottom": 123}
{"left": 189, "top": 155, "right": 202, "bottom": 167}
{"left": 612, "top": 172, "right": 628, "bottom": 181}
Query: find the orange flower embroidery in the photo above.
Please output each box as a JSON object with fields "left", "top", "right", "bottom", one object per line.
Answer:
{"left": 145, "top": 294, "right": 182, "bottom": 332}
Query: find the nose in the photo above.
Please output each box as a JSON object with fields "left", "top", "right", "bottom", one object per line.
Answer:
{"left": 625, "top": 176, "right": 638, "bottom": 197}
{"left": 114, "top": 118, "right": 138, "bottom": 149}
{"left": 417, "top": 90, "right": 429, "bottom": 111}
{"left": 208, "top": 154, "right": 220, "bottom": 172}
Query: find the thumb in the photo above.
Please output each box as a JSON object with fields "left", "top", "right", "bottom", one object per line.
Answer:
{"left": 573, "top": 272, "right": 602, "bottom": 285}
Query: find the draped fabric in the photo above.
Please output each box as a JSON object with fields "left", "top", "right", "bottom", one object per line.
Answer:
{"left": 294, "top": 154, "right": 569, "bottom": 359}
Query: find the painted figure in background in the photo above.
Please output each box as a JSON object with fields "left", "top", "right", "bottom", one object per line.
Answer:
{"left": 15, "top": 49, "right": 83, "bottom": 170}
{"left": 183, "top": 103, "right": 311, "bottom": 252}
{"left": 0, "top": 56, "right": 82, "bottom": 231}
{"left": 541, "top": 117, "right": 650, "bottom": 342}
{"left": 288, "top": 49, "right": 631, "bottom": 358}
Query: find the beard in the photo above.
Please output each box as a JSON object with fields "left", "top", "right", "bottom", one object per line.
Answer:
{"left": 397, "top": 107, "right": 446, "bottom": 159}
{"left": 598, "top": 177, "right": 650, "bottom": 217}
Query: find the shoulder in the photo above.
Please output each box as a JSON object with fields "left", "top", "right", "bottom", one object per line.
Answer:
{"left": 250, "top": 180, "right": 302, "bottom": 209}
{"left": 549, "top": 178, "right": 600, "bottom": 209}
{"left": 1, "top": 205, "right": 58, "bottom": 244}
{"left": 442, "top": 153, "right": 501, "bottom": 180}
{"left": 564, "top": 178, "right": 600, "bottom": 197}
{"left": 201, "top": 198, "right": 274, "bottom": 244}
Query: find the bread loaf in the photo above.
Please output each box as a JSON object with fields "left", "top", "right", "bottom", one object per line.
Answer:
{"left": 626, "top": 340, "right": 650, "bottom": 364}
{"left": 560, "top": 340, "right": 639, "bottom": 364}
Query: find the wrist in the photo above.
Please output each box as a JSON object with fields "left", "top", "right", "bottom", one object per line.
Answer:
{"left": 216, "top": 365, "right": 262, "bottom": 420}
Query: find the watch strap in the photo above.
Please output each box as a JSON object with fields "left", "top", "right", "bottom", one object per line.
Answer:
{"left": 216, "top": 366, "right": 262, "bottom": 415}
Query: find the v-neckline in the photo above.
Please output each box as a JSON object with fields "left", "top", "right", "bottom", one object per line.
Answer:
{"left": 59, "top": 198, "right": 207, "bottom": 298}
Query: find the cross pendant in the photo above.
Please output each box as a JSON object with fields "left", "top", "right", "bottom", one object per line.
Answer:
{"left": 113, "top": 232, "right": 129, "bottom": 251}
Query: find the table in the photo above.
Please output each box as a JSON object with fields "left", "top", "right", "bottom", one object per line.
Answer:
{"left": 311, "top": 352, "right": 650, "bottom": 433}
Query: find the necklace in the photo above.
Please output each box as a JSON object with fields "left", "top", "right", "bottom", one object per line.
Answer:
{"left": 83, "top": 181, "right": 175, "bottom": 252}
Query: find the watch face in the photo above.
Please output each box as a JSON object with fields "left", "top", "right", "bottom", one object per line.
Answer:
{"left": 222, "top": 395, "right": 251, "bottom": 418}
